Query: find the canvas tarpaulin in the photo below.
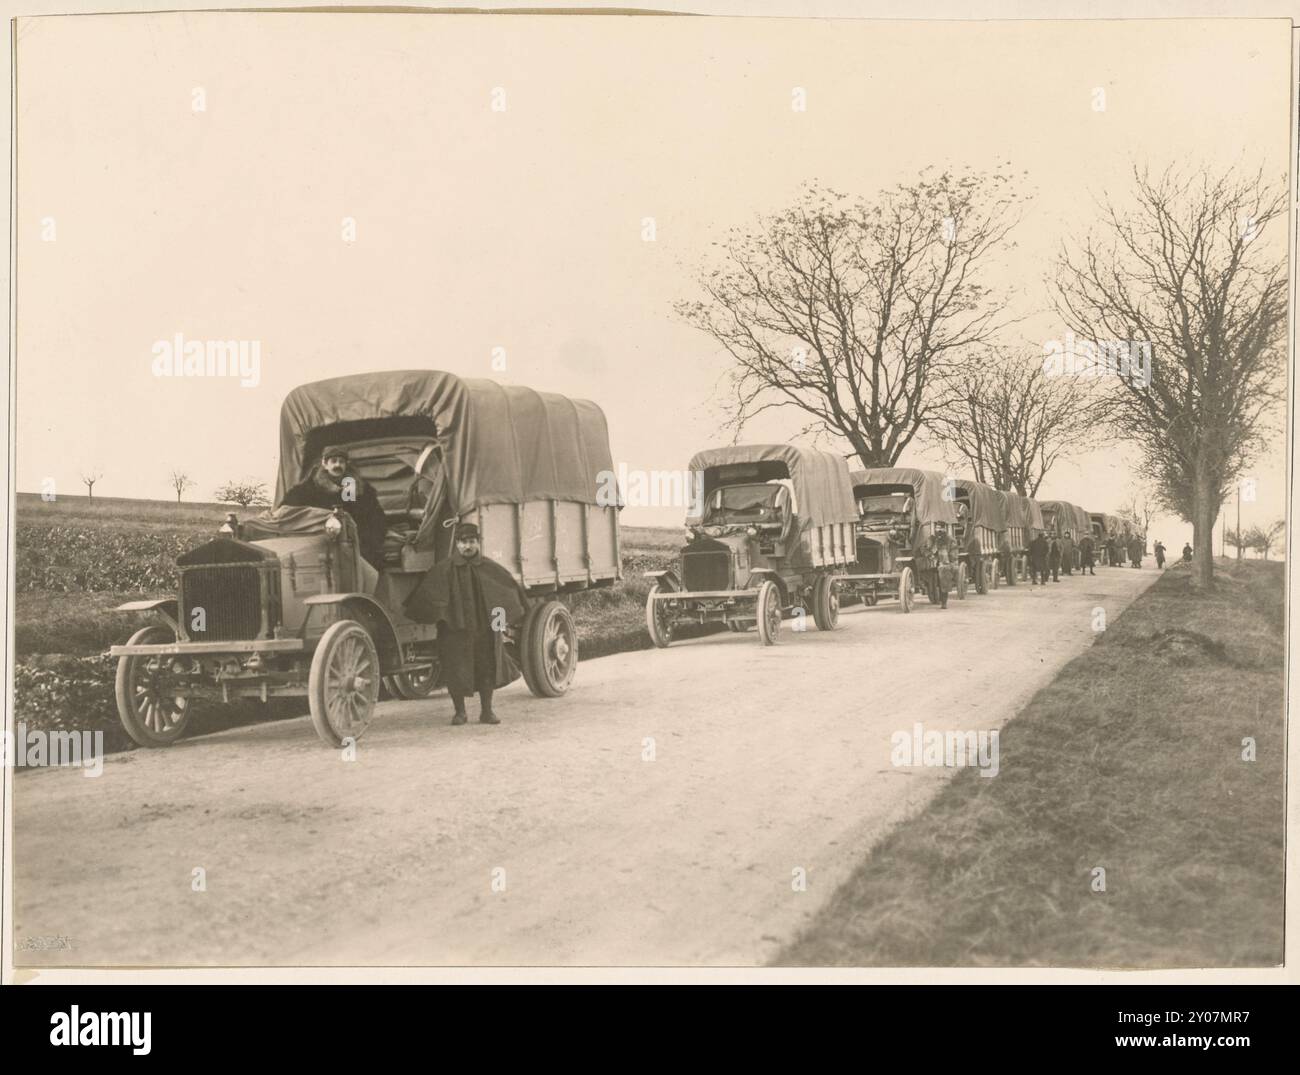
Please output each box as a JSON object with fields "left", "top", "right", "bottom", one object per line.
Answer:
{"left": 274, "top": 370, "right": 616, "bottom": 516}
{"left": 1003, "top": 491, "right": 1044, "bottom": 532}
{"left": 687, "top": 444, "right": 859, "bottom": 529}
{"left": 1040, "top": 500, "right": 1090, "bottom": 538}
{"left": 850, "top": 467, "right": 959, "bottom": 527}
{"left": 954, "top": 479, "right": 1007, "bottom": 533}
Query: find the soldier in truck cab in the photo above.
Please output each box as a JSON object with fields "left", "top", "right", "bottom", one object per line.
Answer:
{"left": 282, "top": 445, "right": 388, "bottom": 570}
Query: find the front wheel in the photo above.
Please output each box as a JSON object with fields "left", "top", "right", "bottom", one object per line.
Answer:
{"left": 898, "top": 567, "right": 914, "bottom": 613}
{"left": 645, "top": 581, "right": 675, "bottom": 648}
{"left": 114, "top": 624, "right": 193, "bottom": 748}
{"left": 812, "top": 574, "right": 839, "bottom": 631}
{"left": 756, "top": 580, "right": 782, "bottom": 645}
{"left": 308, "top": 619, "right": 380, "bottom": 748}
{"left": 521, "top": 599, "right": 578, "bottom": 697}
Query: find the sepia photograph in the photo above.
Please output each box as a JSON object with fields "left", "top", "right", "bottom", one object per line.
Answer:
{"left": 1, "top": 1, "right": 1295, "bottom": 1003}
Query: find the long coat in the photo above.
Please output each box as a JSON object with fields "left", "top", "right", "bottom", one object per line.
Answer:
{"left": 283, "top": 467, "right": 388, "bottom": 569}
{"left": 1029, "top": 535, "right": 1049, "bottom": 568}
{"left": 404, "top": 552, "right": 531, "bottom": 693}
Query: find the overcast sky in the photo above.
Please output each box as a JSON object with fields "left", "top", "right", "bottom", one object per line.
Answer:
{"left": 14, "top": 12, "right": 1292, "bottom": 546}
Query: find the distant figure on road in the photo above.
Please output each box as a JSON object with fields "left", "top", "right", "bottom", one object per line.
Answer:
{"left": 1129, "top": 536, "right": 1143, "bottom": 568}
{"left": 1155, "top": 540, "right": 1167, "bottom": 569}
{"left": 998, "top": 534, "right": 1014, "bottom": 584}
{"left": 965, "top": 530, "right": 983, "bottom": 593}
{"left": 1060, "top": 531, "right": 1075, "bottom": 576}
{"left": 404, "top": 522, "right": 530, "bottom": 727}
{"left": 1048, "top": 537, "right": 1062, "bottom": 583}
{"left": 1182, "top": 542, "right": 1194, "bottom": 563}
{"left": 1028, "top": 532, "right": 1048, "bottom": 586}
{"left": 1079, "top": 534, "right": 1096, "bottom": 576}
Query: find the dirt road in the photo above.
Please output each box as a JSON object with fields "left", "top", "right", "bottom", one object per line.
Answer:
{"left": 15, "top": 566, "right": 1158, "bottom": 967}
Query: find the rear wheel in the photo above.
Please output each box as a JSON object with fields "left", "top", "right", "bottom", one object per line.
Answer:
{"left": 898, "top": 567, "right": 914, "bottom": 613}
{"left": 756, "top": 580, "right": 782, "bottom": 645}
{"left": 385, "top": 661, "right": 442, "bottom": 700}
{"left": 812, "top": 574, "right": 839, "bottom": 631}
{"left": 308, "top": 620, "right": 380, "bottom": 748}
{"left": 114, "top": 625, "right": 193, "bottom": 748}
{"left": 988, "top": 559, "right": 999, "bottom": 590}
{"left": 645, "top": 582, "right": 675, "bottom": 649}
{"left": 974, "top": 557, "right": 988, "bottom": 595}
{"left": 521, "top": 599, "right": 578, "bottom": 697}
{"left": 1005, "top": 556, "right": 1018, "bottom": 587}
{"left": 956, "top": 564, "right": 968, "bottom": 601}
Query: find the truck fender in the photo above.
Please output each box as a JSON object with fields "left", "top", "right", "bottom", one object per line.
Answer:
{"left": 113, "top": 598, "right": 180, "bottom": 634}
{"left": 744, "top": 569, "right": 786, "bottom": 604}
{"left": 302, "top": 593, "right": 401, "bottom": 665}
{"left": 642, "top": 569, "right": 681, "bottom": 591}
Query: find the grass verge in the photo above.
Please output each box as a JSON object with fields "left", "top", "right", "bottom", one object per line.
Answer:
{"left": 774, "top": 558, "right": 1285, "bottom": 968}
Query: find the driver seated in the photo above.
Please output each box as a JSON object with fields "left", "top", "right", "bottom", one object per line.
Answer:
{"left": 283, "top": 445, "right": 388, "bottom": 570}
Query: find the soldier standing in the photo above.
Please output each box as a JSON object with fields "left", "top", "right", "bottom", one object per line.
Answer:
{"left": 1060, "top": 530, "right": 1075, "bottom": 576}
{"left": 403, "top": 522, "right": 531, "bottom": 726}
{"left": 1155, "top": 540, "right": 1167, "bottom": 568}
{"left": 1048, "top": 536, "right": 1062, "bottom": 582}
{"left": 1079, "top": 533, "right": 1096, "bottom": 576}
{"left": 1028, "top": 532, "right": 1049, "bottom": 585}
{"left": 998, "top": 533, "right": 1014, "bottom": 584}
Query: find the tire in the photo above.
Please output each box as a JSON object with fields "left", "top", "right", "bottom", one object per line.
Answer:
{"left": 645, "top": 581, "right": 675, "bottom": 648}
{"left": 956, "top": 564, "right": 968, "bottom": 601}
{"left": 989, "top": 559, "right": 999, "bottom": 590}
{"left": 521, "top": 599, "right": 578, "bottom": 697}
{"left": 974, "top": 557, "right": 988, "bottom": 595}
{"left": 308, "top": 620, "right": 380, "bottom": 748}
{"left": 812, "top": 574, "right": 839, "bottom": 631}
{"left": 756, "top": 580, "right": 782, "bottom": 645}
{"left": 898, "top": 567, "right": 914, "bottom": 613}
{"left": 387, "top": 661, "right": 442, "bottom": 700}
{"left": 114, "top": 624, "right": 193, "bottom": 748}
{"left": 1005, "top": 556, "right": 1017, "bottom": 587}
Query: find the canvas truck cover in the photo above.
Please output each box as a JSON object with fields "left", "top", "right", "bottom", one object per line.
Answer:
{"left": 1003, "top": 491, "right": 1044, "bottom": 532}
{"left": 1072, "top": 504, "right": 1094, "bottom": 537}
{"left": 274, "top": 370, "right": 616, "bottom": 515}
{"left": 687, "top": 444, "right": 859, "bottom": 529}
{"left": 850, "top": 467, "right": 960, "bottom": 527}
{"left": 954, "top": 478, "right": 1008, "bottom": 533}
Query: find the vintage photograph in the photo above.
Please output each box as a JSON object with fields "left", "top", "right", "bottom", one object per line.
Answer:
{"left": 3, "top": 8, "right": 1292, "bottom": 975}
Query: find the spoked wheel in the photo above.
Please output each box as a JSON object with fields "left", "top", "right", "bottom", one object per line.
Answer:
{"left": 989, "top": 559, "right": 1000, "bottom": 590}
{"left": 308, "top": 620, "right": 380, "bottom": 748}
{"left": 974, "top": 558, "right": 988, "bottom": 595}
{"left": 521, "top": 599, "right": 578, "bottom": 697}
{"left": 1005, "top": 557, "right": 1018, "bottom": 587}
{"left": 756, "top": 580, "right": 782, "bottom": 645}
{"left": 898, "top": 567, "right": 914, "bottom": 613}
{"left": 812, "top": 574, "right": 839, "bottom": 631}
{"left": 645, "top": 582, "right": 675, "bottom": 648}
{"left": 384, "top": 660, "right": 443, "bottom": 700}
{"left": 115, "top": 625, "right": 193, "bottom": 748}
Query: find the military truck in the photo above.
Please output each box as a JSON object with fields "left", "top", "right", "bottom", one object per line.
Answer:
{"left": 644, "top": 444, "right": 858, "bottom": 645}
{"left": 111, "top": 370, "right": 621, "bottom": 748}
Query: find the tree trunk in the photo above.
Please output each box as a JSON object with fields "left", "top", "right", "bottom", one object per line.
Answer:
{"left": 1192, "top": 468, "right": 1215, "bottom": 587}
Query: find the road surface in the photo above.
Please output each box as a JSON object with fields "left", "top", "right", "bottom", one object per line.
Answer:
{"left": 14, "top": 565, "right": 1158, "bottom": 967}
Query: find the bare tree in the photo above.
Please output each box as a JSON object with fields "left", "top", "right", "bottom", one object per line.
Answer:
{"left": 1116, "top": 486, "right": 1155, "bottom": 542}
{"left": 215, "top": 479, "right": 270, "bottom": 508}
{"left": 677, "top": 169, "right": 1026, "bottom": 467}
{"left": 80, "top": 470, "right": 103, "bottom": 499}
{"left": 1224, "top": 526, "right": 1251, "bottom": 561}
{"left": 1244, "top": 520, "right": 1285, "bottom": 560}
{"left": 1054, "top": 164, "right": 1287, "bottom": 587}
{"left": 169, "top": 470, "right": 196, "bottom": 503}
{"left": 927, "top": 346, "right": 1099, "bottom": 495}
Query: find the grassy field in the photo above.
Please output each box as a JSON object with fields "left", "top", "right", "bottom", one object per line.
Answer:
{"left": 775, "top": 557, "right": 1285, "bottom": 968}
{"left": 11, "top": 493, "right": 684, "bottom": 751}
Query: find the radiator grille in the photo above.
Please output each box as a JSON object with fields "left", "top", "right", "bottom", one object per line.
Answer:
{"left": 855, "top": 540, "right": 882, "bottom": 574}
{"left": 682, "top": 550, "right": 731, "bottom": 592}
{"left": 182, "top": 565, "right": 263, "bottom": 641}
